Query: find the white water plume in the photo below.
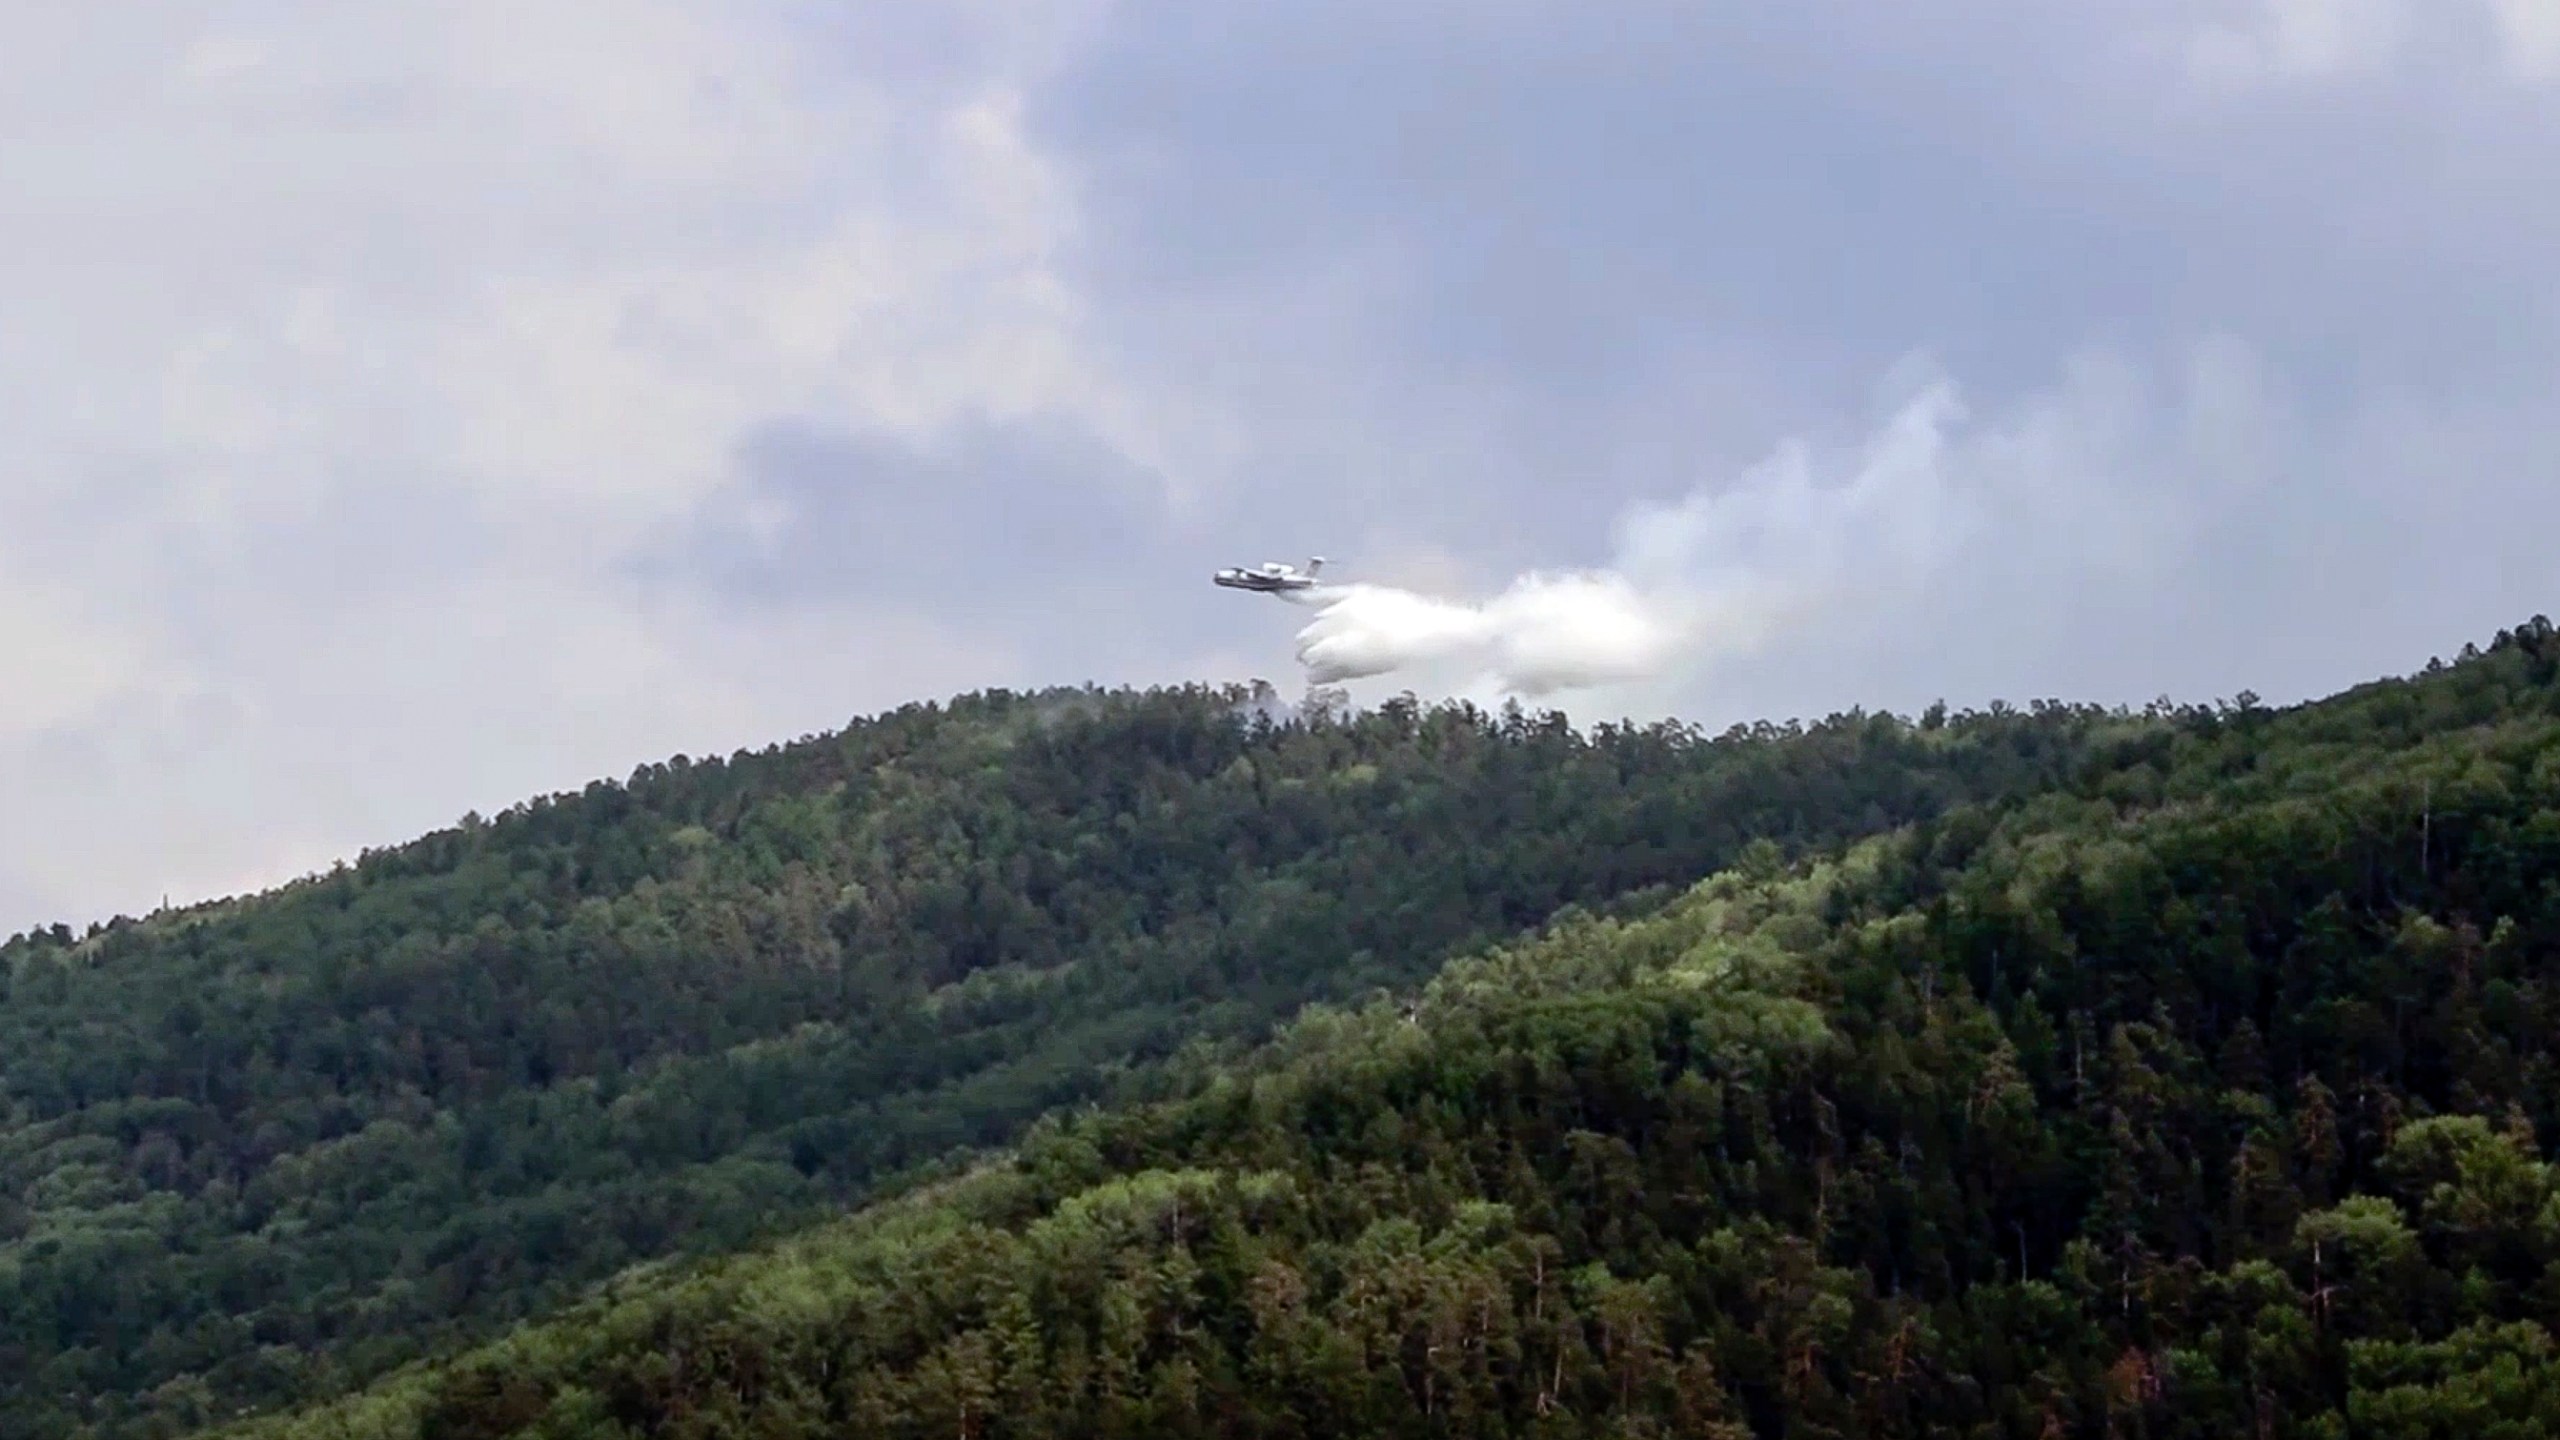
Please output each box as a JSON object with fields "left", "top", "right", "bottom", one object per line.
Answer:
{"left": 1289, "top": 572, "right": 1688, "bottom": 695}
{"left": 1287, "top": 376, "right": 1975, "bottom": 699}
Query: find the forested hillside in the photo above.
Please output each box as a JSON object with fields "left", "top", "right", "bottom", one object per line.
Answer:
{"left": 213, "top": 616, "right": 2560, "bottom": 1439}
{"left": 0, "top": 681, "right": 2125, "bottom": 1439}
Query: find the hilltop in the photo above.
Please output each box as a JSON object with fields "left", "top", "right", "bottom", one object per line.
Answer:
{"left": 3, "top": 680, "right": 2126, "bottom": 1439}
{"left": 192, "top": 616, "right": 2560, "bottom": 1437}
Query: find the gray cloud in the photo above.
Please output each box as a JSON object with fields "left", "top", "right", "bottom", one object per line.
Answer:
{"left": 3, "top": 0, "right": 2557, "bottom": 931}
{"left": 1042, "top": 0, "right": 2560, "bottom": 395}
{"left": 1017, "top": 0, "right": 2560, "bottom": 717}
{"left": 0, "top": 1, "right": 1158, "bottom": 929}
{"left": 631, "top": 412, "right": 1248, "bottom": 671}
{"left": 650, "top": 416, "right": 1169, "bottom": 609}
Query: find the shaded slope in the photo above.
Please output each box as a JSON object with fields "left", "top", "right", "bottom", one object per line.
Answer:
{"left": 213, "top": 617, "right": 2560, "bottom": 1438}
{"left": 3, "top": 680, "right": 2128, "bottom": 1438}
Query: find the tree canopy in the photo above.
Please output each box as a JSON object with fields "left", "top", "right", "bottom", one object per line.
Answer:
{"left": 3, "top": 678, "right": 2129, "bottom": 1439}
{"left": 209, "top": 617, "right": 2560, "bottom": 1438}
{"left": 23, "top": 617, "right": 2560, "bottom": 1438}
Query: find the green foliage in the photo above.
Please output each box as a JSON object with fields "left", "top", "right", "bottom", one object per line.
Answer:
{"left": 2, "top": 679, "right": 2116, "bottom": 1438}
{"left": 192, "top": 616, "right": 2560, "bottom": 1437}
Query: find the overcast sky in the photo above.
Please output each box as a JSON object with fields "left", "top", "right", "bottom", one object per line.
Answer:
{"left": 4, "top": 0, "right": 2557, "bottom": 930}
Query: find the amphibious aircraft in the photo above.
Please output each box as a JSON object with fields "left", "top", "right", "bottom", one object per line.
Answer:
{"left": 1213, "top": 556, "right": 1326, "bottom": 593}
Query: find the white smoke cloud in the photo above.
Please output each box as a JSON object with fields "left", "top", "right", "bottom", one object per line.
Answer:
{"left": 1284, "top": 375, "right": 1976, "bottom": 699}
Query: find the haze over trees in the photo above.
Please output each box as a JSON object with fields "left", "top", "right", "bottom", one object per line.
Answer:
{"left": 9, "top": 619, "right": 2560, "bottom": 1437}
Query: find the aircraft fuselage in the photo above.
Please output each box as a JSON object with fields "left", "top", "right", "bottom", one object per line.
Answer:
{"left": 1213, "top": 557, "right": 1325, "bottom": 593}
{"left": 1213, "top": 570, "right": 1315, "bottom": 592}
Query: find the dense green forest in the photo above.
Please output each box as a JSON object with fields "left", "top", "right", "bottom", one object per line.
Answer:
{"left": 189, "top": 615, "right": 2560, "bottom": 1438}
{"left": 0, "top": 680, "right": 2125, "bottom": 1439}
